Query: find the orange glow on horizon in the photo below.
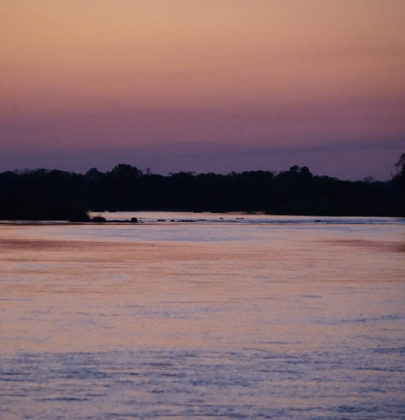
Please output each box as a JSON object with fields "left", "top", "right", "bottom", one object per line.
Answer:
{"left": 2, "top": 1, "right": 404, "bottom": 109}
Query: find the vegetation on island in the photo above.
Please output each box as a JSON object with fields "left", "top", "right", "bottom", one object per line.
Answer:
{"left": 0, "top": 154, "right": 404, "bottom": 221}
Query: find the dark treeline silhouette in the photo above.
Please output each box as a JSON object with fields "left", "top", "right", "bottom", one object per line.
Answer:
{"left": 0, "top": 155, "right": 404, "bottom": 221}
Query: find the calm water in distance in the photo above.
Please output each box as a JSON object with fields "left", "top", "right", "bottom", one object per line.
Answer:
{"left": 1, "top": 213, "right": 404, "bottom": 419}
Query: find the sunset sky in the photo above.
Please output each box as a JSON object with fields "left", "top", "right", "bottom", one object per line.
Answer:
{"left": 1, "top": 0, "right": 404, "bottom": 179}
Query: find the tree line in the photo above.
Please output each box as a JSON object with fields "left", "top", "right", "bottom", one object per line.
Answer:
{"left": 0, "top": 155, "right": 404, "bottom": 221}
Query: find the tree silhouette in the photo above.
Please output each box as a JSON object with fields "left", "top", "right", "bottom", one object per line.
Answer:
{"left": 394, "top": 153, "right": 405, "bottom": 179}
{"left": 0, "top": 155, "right": 404, "bottom": 220}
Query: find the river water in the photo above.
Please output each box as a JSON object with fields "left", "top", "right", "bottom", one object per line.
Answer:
{"left": 1, "top": 213, "right": 404, "bottom": 419}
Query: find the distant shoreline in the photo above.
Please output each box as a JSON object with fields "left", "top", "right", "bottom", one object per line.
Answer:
{"left": 1, "top": 161, "right": 404, "bottom": 219}
{"left": 1, "top": 212, "right": 403, "bottom": 226}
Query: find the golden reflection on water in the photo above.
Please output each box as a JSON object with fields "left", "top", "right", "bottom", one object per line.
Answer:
{"left": 1, "top": 223, "right": 404, "bottom": 354}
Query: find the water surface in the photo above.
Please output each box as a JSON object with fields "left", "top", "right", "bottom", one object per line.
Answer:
{"left": 1, "top": 214, "right": 404, "bottom": 418}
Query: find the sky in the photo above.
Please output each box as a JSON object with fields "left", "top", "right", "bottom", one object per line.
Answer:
{"left": 1, "top": 0, "right": 404, "bottom": 179}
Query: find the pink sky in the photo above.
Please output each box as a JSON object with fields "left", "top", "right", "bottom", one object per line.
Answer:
{"left": 1, "top": 0, "right": 404, "bottom": 178}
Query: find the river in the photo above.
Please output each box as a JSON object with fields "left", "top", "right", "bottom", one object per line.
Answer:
{"left": 1, "top": 213, "right": 404, "bottom": 418}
